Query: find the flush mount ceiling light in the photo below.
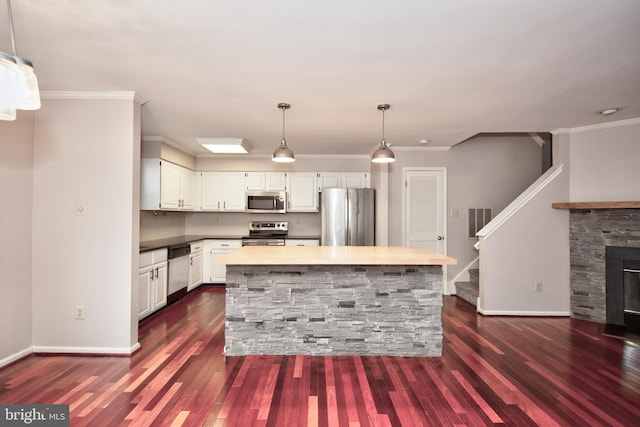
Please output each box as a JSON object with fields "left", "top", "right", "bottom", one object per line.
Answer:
{"left": 599, "top": 108, "right": 620, "bottom": 116}
{"left": 197, "top": 137, "right": 252, "bottom": 154}
{"left": 0, "top": 0, "right": 40, "bottom": 121}
{"left": 371, "top": 104, "right": 396, "bottom": 163}
{"left": 272, "top": 102, "right": 295, "bottom": 163}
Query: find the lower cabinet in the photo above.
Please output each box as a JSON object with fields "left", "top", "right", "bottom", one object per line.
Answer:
{"left": 188, "top": 241, "right": 204, "bottom": 291}
{"left": 138, "top": 249, "right": 168, "bottom": 320}
{"left": 204, "top": 239, "right": 242, "bottom": 283}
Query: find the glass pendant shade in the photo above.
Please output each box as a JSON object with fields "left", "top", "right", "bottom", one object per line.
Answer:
{"left": 272, "top": 139, "right": 295, "bottom": 163}
{"left": 371, "top": 140, "right": 396, "bottom": 163}
{"left": 14, "top": 57, "right": 40, "bottom": 110}
{"left": 0, "top": 108, "right": 16, "bottom": 120}
{"left": 0, "top": 52, "right": 29, "bottom": 110}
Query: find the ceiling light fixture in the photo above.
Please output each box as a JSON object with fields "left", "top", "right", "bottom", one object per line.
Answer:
{"left": 0, "top": 0, "right": 40, "bottom": 121}
{"left": 599, "top": 108, "right": 619, "bottom": 116}
{"left": 272, "top": 102, "right": 295, "bottom": 163}
{"left": 371, "top": 104, "right": 396, "bottom": 163}
{"left": 197, "top": 137, "right": 252, "bottom": 154}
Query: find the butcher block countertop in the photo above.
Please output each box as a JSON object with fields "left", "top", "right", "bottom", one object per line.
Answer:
{"left": 216, "top": 246, "right": 457, "bottom": 266}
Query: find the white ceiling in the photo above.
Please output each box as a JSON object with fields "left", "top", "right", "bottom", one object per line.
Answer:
{"left": 4, "top": 0, "right": 640, "bottom": 156}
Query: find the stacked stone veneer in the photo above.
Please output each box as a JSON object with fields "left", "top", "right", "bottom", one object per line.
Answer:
{"left": 570, "top": 209, "right": 640, "bottom": 322}
{"left": 225, "top": 264, "right": 443, "bottom": 357}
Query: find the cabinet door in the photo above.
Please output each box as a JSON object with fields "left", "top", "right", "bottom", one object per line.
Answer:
{"left": 266, "top": 173, "right": 287, "bottom": 191}
{"left": 342, "top": 172, "right": 369, "bottom": 188}
{"left": 224, "top": 173, "right": 247, "bottom": 211}
{"left": 138, "top": 267, "right": 153, "bottom": 319}
{"left": 153, "top": 262, "right": 168, "bottom": 311}
{"left": 179, "top": 167, "right": 194, "bottom": 210}
{"left": 210, "top": 249, "right": 228, "bottom": 283}
{"left": 287, "top": 172, "right": 319, "bottom": 212}
{"left": 318, "top": 172, "right": 341, "bottom": 190}
{"left": 188, "top": 252, "right": 203, "bottom": 291}
{"left": 160, "top": 162, "right": 181, "bottom": 209}
{"left": 201, "top": 172, "right": 225, "bottom": 211}
{"left": 245, "top": 172, "right": 266, "bottom": 191}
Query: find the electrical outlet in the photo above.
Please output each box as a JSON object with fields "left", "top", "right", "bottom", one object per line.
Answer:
{"left": 75, "top": 305, "right": 85, "bottom": 319}
{"left": 534, "top": 281, "right": 543, "bottom": 292}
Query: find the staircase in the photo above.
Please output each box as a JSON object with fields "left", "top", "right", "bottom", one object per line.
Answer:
{"left": 455, "top": 268, "right": 479, "bottom": 307}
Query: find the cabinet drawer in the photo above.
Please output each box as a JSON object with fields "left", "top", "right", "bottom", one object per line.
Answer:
{"left": 209, "top": 240, "right": 242, "bottom": 250}
{"left": 190, "top": 240, "right": 204, "bottom": 253}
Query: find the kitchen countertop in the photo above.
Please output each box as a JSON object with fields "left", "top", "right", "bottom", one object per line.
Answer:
{"left": 216, "top": 246, "right": 457, "bottom": 266}
{"left": 140, "top": 235, "right": 244, "bottom": 252}
{"left": 139, "top": 235, "right": 321, "bottom": 252}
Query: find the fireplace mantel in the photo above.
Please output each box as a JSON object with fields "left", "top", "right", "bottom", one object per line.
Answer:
{"left": 552, "top": 201, "right": 640, "bottom": 209}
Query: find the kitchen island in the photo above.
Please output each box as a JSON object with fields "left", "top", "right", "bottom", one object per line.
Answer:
{"left": 216, "top": 246, "right": 457, "bottom": 357}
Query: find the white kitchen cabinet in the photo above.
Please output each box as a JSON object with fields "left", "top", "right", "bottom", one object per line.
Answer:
{"left": 285, "top": 239, "right": 320, "bottom": 246}
{"left": 286, "top": 172, "right": 319, "bottom": 212}
{"left": 188, "top": 240, "right": 204, "bottom": 291}
{"left": 245, "top": 172, "right": 287, "bottom": 191}
{"left": 138, "top": 248, "right": 168, "bottom": 320}
{"left": 318, "top": 172, "right": 370, "bottom": 190}
{"left": 200, "top": 172, "right": 246, "bottom": 211}
{"left": 204, "top": 239, "right": 242, "bottom": 283}
{"left": 141, "top": 159, "right": 194, "bottom": 210}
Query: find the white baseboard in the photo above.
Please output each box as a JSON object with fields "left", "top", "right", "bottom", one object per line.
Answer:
{"left": 32, "top": 344, "right": 139, "bottom": 355}
{"left": 0, "top": 347, "right": 33, "bottom": 369}
{"left": 477, "top": 308, "right": 570, "bottom": 317}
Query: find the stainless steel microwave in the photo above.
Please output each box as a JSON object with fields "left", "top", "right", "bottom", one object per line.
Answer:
{"left": 246, "top": 191, "right": 286, "bottom": 213}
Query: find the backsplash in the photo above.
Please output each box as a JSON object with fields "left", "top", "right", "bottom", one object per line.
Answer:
{"left": 140, "top": 211, "right": 322, "bottom": 242}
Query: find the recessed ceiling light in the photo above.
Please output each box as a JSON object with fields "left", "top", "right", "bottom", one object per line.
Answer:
{"left": 197, "top": 137, "right": 252, "bottom": 154}
{"left": 419, "top": 139, "right": 430, "bottom": 145}
{"left": 599, "top": 108, "right": 620, "bottom": 116}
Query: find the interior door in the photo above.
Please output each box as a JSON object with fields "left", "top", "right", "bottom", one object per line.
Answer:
{"left": 403, "top": 168, "right": 447, "bottom": 290}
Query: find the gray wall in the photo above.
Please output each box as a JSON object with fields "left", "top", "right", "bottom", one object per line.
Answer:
{"left": 388, "top": 134, "right": 543, "bottom": 282}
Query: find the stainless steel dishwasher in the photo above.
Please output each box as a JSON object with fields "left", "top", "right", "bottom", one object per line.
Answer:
{"left": 167, "top": 243, "right": 190, "bottom": 304}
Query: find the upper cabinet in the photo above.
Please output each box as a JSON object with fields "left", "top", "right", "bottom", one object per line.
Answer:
{"left": 287, "top": 172, "right": 319, "bottom": 212}
{"left": 200, "top": 172, "right": 246, "bottom": 211}
{"left": 245, "top": 172, "right": 287, "bottom": 191}
{"left": 141, "top": 159, "right": 194, "bottom": 211}
{"left": 318, "top": 172, "right": 370, "bottom": 191}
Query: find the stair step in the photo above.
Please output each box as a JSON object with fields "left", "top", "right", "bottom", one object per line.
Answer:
{"left": 455, "top": 281, "right": 479, "bottom": 307}
{"left": 469, "top": 268, "right": 479, "bottom": 282}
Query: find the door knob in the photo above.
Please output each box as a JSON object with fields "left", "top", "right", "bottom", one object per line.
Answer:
{"left": 437, "top": 235, "right": 444, "bottom": 240}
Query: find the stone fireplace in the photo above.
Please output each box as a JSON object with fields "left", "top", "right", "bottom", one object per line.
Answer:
{"left": 568, "top": 208, "right": 640, "bottom": 323}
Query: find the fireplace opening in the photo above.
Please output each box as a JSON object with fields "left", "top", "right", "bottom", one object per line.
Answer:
{"left": 606, "top": 246, "right": 640, "bottom": 335}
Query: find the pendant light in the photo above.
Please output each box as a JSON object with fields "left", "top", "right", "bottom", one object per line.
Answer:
{"left": 0, "top": 0, "right": 40, "bottom": 118}
{"left": 272, "top": 102, "right": 295, "bottom": 163}
{"left": 371, "top": 104, "right": 396, "bottom": 163}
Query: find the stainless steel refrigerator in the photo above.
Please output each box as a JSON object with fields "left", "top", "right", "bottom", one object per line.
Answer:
{"left": 321, "top": 188, "right": 375, "bottom": 246}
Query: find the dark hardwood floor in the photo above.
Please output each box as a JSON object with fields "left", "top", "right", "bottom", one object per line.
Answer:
{"left": 1, "top": 286, "right": 639, "bottom": 426}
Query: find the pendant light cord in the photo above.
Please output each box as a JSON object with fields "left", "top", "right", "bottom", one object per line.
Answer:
{"left": 381, "top": 107, "right": 385, "bottom": 143}
{"left": 7, "top": 0, "right": 18, "bottom": 56}
{"left": 282, "top": 107, "right": 286, "bottom": 141}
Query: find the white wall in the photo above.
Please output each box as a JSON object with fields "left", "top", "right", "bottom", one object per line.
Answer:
{"left": 565, "top": 119, "right": 640, "bottom": 201}
{"left": 0, "top": 113, "right": 35, "bottom": 365}
{"left": 478, "top": 166, "right": 570, "bottom": 315}
{"left": 31, "top": 95, "right": 141, "bottom": 354}
{"left": 195, "top": 154, "right": 371, "bottom": 172}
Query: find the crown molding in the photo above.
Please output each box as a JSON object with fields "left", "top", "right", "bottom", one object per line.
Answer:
{"left": 40, "top": 91, "right": 147, "bottom": 104}
{"left": 195, "top": 153, "right": 371, "bottom": 160}
{"left": 551, "top": 117, "right": 640, "bottom": 135}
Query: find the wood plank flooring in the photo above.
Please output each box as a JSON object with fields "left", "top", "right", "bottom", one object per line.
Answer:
{"left": 1, "top": 286, "right": 639, "bottom": 426}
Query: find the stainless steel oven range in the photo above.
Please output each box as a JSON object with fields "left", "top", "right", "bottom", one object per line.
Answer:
{"left": 242, "top": 221, "right": 288, "bottom": 246}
